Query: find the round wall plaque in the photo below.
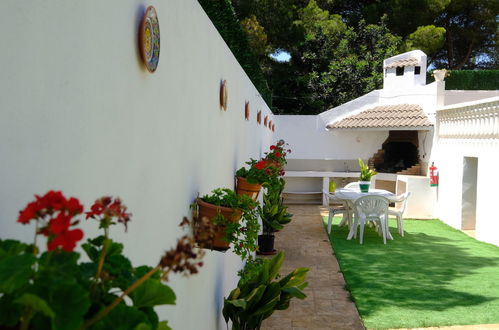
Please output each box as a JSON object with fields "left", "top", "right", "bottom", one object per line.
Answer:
{"left": 139, "top": 6, "right": 160, "bottom": 73}
{"left": 257, "top": 111, "right": 262, "bottom": 124}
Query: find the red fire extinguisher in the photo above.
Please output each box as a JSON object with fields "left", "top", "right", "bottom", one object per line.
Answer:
{"left": 429, "top": 162, "right": 438, "bottom": 187}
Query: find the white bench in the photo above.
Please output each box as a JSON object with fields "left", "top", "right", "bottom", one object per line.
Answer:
{"left": 284, "top": 171, "right": 368, "bottom": 205}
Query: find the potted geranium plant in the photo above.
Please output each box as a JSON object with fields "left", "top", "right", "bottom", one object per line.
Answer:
{"left": 235, "top": 159, "right": 269, "bottom": 200}
{"left": 358, "top": 158, "right": 377, "bottom": 192}
{"left": 0, "top": 190, "right": 204, "bottom": 330}
{"left": 223, "top": 252, "right": 309, "bottom": 330}
{"left": 195, "top": 188, "right": 258, "bottom": 253}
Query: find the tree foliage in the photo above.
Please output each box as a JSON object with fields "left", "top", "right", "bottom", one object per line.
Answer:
{"left": 228, "top": 0, "right": 498, "bottom": 114}
{"left": 405, "top": 25, "right": 446, "bottom": 56}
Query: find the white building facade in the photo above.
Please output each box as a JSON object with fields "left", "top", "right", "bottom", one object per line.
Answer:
{"left": 276, "top": 50, "right": 499, "bottom": 244}
{"left": 433, "top": 96, "right": 499, "bottom": 245}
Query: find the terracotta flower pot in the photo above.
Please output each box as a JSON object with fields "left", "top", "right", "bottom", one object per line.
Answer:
{"left": 236, "top": 176, "right": 262, "bottom": 201}
{"left": 195, "top": 199, "right": 242, "bottom": 251}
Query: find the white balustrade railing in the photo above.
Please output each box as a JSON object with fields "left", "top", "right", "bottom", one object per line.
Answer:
{"left": 436, "top": 97, "right": 499, "bottom": 139}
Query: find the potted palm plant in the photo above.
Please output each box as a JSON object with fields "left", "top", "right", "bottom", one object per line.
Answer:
{"left": 358, "top": 158, "right": 377, "bottom": 192}
{"left": 257, "top": 177, "right": 292, "bottom": 254}
{"left": 195, "top": 188, "right": 257, "bottom": 251}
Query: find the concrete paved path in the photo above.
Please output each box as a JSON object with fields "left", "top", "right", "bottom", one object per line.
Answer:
{"left": 260, "top": 205, "right": 365, "bottom": 330}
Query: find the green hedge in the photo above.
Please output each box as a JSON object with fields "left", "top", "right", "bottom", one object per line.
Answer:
{"left": 426, "top": 70, "right": 499, "bottom": 90}
{"left": 198, "top": 0, "right": 272, "bottom": 106}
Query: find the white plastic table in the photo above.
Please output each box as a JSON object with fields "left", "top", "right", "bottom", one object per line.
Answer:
{"left": 334, "top": 188, "right": 397, "bottom": 240}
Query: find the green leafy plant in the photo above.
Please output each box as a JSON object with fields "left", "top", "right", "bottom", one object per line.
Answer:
{"left": 257, "top": 140, "right": 293, "bottom": 245}
{"left": 223, "top": 252, "right": 309, "bottom": 330}
{"left": 358, "top": 158, "right": 377, "bottom": 182}
{"left": 259, "top": 177, "right": 292, "bottom": 235}
{"left": 199, "top": 189, "right": 259, "bottom": 262}
{"left": 0, "top": 191, "right": 204, "bottom": 330}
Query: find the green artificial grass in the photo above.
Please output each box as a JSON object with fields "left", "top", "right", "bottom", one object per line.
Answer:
{"left": 323, "top": 216, "right": 499, "bottom": 329}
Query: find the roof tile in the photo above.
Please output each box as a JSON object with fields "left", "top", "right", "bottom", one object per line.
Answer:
{"left": 384, "top": 57, "right": 420, "bottom": 68}
{"left": 326, "top": 104, "right": 433, "bottom": 129}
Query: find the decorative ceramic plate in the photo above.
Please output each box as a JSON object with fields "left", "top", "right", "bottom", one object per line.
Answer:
{"left": 269, "top": 120, "right": 273, "bottom": 130}
{"left": 139, "top": 6, "right": 160, "bottom": 73}
{"left": 264, "top": 115, "right": 268, "bottom": 127}
{"left": 257, "top": 111, "right": 262, "bottom": 124}
{"left": 220, "top": 80, "right": 228, "bottom": 111}
{"left": 245, "top": 101, "right": 250, "bottom": 120}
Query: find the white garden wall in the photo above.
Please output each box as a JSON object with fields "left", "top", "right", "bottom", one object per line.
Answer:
{"left": 275, "top": 115, "right": 388, "bottom": 161}
{"left": 0, "top": 1, "right": 274, "bottom": 329}
{"left": 434, "top": 97, "right": 499, "bottom": 246}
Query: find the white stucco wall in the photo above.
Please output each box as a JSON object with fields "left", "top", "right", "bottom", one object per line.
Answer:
{"left": 444, "top": 90, "right": 499, "bottom": 106}
{"left": 0, "top": 1, "right": 274, "bottom": 329}
{"left": 433, "top": 140, "right": 499, "bottom": 245}
{"left": 383, "top": 50, "right": 427, "bottom": 90}
{"left": 275, "top": 115, "right": 388, "bottom": 160}
{"left": 433, "top": 97, "right": 499, "bottom": 246}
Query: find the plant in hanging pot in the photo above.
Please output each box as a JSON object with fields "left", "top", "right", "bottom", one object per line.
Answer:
{"left": 235, "top": 141, "right": 289, "bottom": 201}
{"left": 358, "top": 158, "right": 377, "bottom": 192}
{"left": 235, "top": 159, "right": 271, "bottom": 201}
{"left": 195, "top": 188, "right": 258, "bottom": 253}
{"left": 223, "top": 251, "right": 309, "bottom": 330}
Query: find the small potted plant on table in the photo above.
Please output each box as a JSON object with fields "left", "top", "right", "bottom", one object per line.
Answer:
{"left": 358, "top": 158, "right": 377, "bottom": 192}
{"left": 195, "top": 188, "right": 257, "bottom": 251}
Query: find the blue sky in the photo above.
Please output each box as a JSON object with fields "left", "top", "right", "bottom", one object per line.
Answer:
{"left": 270, "top": 50, "right": 291, "bottom": 62}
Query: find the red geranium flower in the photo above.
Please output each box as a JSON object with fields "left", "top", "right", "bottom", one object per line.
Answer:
{"left": 48, "top": 213, "right": 72, "bottom": 235}
{"left": 66, "top": 197, "right": 84, "bottom": 215}
{"left": 86, "top": 196, "right": 131, "bottom": 231}
{"left": 254, "top": 160, "right": 266, "bottom": 170}
{"left": 47, "top": 228, "right": 84, "bottom": 252}
{"left": 17, "top": 190, "right": 84, "bottom": 224}
{"left": 274, "top": 151, "right": 281, "bottom": 158}
{"left": 270, "top": 145, "right": 276, "bottom": 150}
{"left": 36, "top": 190, "right": 66, "bottom": 211}
{"left": 17, "top": 190, "right": 85, "bottom": 252}
{"left": 18, "top": 201, "right": 41, "bottom": 224}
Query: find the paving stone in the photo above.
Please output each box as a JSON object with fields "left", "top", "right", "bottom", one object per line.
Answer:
{"left": 260, "top": 205, "right": 364, "bottom": 330}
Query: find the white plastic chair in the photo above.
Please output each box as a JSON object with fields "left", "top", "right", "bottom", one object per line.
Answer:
{"left": 352, "top": 195, "right": 390, "bottom": 244}
{"left": 323, "top": 190, "right": 351, "bottom": 234}
{"left": 388, "top": 191, "right": 411, "bottom": 236}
